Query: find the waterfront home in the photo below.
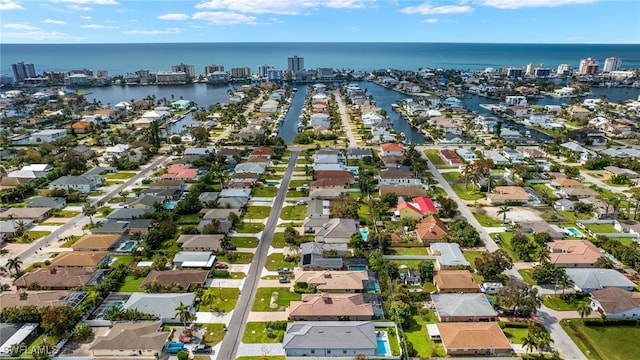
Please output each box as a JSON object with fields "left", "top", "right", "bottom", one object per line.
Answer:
{"left": 378, "top": 169, "right": 420, "bottom": 187}
{"left": 431, "top": 242, "right": 470, "bottom": 270}
{"left": 288, "top": 293, "right": 374, "bottom": 321}
{"left": 486, "top": 186, "right": 529, "bottom": 204}
{"left": 474, "top": 114, "right": 499, "bottom": 133}
{"left": 172, "top": 251, "right": 215, "bottom": 269}
{"left": 566, "top": 105, "right": 591, "bottom": 120}
{"left": 569, "top": 128, "right": 607, "bottom": 146}
{"left": 14, "top": 267, "right": 106, "bottom": 290}
{"left": 565, "top": 268, "right": 636, "bottom": 293}
{"left": 590, "top": 287, "right": 640, "bottom": 319}
{"left": 282, "top": 321, "right": 377, "bottom": 357}
{"left": 49, "top": 251, "right": 109, "bottom": 268}
{"left": 176, "top": 234, "right": 224, "bottom": 252}
{"left": 294, "top": 271, "right": 370, "bottom": 293}
{"left": 362, "top": 113, "right": 384, "bottom": 128}
{"left": 380, "top": 142, "right": 404, "bottom": 157}
{"left": 433, "top": 270, "right": 479, "bottom": 293}
{"left": 299, "top": 242, "right": 344, "bottom": 271}
{"left": 140, "top": 270, "right": 209, "bottom": 292}
{"left": 90, "top": 321, "right": 169, "bottom": 357}
{"left": 395, "top": 197, "right": 438, "bottom": 220}
{"left": 547, "top": 240, "right": 602, "bottom": 268}
{"left": 440, "top": 149, "right": 463, "bottom": 167}
{"left": 71, "top": 234, "right": 122, "bottom": 252}
{"left": 437, "top": 322, "right": 513, "bottom": 356}
{"left": 432, "top": 293, "right": 498, "bottom": 322}
{"left": 433, "top": 116, "right": 462, "bottom": 135}
{"left": 29, "top": 129, "right": 66, "bottom": 144}
{"left": 123, "top": 293, "right": 196, "bottom": 323}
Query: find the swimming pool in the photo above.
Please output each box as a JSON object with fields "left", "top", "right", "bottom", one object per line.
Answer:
{"left": 360, "top": 228, "right": 369, "bottom": 241}
{"left": 118, "top": 240, "right": 136, "bottom": 252}
{"left": 349, "top": 265, "right": 368, "bottom": 271}
{"left": 376, "top": 332, "right": 391, "bottom": 356}
{"left": 165, "top": 203, "right": 176, "bottom": 210}
{"left": 566, "top": 227, "right": 585, "bottom": 238}
{"left": 602, "top": 251, "right": 619, "bottom": 264}
{"left": 99, "top": 301, "right": 124, "bottom": 318}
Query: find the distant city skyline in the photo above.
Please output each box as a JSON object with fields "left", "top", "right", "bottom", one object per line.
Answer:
{"left": 1, "top": 0, "right": 638, "bottom": 44}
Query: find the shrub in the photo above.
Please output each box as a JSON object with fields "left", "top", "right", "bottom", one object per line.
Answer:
{"left": 73, "top": 323, "right": 93, "bottom": 341}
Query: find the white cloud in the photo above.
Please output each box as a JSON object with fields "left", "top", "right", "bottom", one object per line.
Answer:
{"left": 123, "top": 28, "right": 183, "bottom": 36}
{"left": 424, "top": 18, "right": 438, "bottom": 23}
{"left": 66, "top": 4, "right": 91, "bottom": 10}
{"left": 4, "top": 23, "right": 40, "bottom": 31}
{"left": 81, "top": 24, "right": 118, "bottom": 29}
{"left": 481, "top": 0, "right": 595, "bottom": 9}
{"left": 192, "top": 11, "right": 258, "bottom": 25}
{"left": 0, "top": 0, "right": 24, "bottom": 10}
{"left": 54, "top": 0, "right": 119, "bottom": 4}
{"left": 401, "top": 2, "right": 473, "bottom": 15}
{"left": 195, "top": 0, "right": 372, "bottom": 15}
{"left": 158, "top": 13, "right": 190, "bottom": 21}
{"left": 2, "top": 30, "right": 72, "bottom": 41}
{"left": 80, "top": 15, "right": 92, "bottom": 19}
{"left": 43, "top": 18, "right": 66, "bottom": 25}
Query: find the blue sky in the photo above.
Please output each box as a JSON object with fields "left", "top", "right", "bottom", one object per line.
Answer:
{"left": 1, "top": 0, "right": 638, "bottom": 44}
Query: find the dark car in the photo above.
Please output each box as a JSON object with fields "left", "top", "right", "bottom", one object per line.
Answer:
{"left": 279, "top": 276, "right": 291, "bottom": 283}
{"left": 214, "top": 262, "right": 229, "bottom": 269}
{"left": 225, "top": 245, "right": 237, "bottom": 251}
{"left": 192, "top": 345, "right": 212, "bottom": 354}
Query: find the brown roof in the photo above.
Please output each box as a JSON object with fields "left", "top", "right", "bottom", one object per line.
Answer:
{"left": 247, "top": 155, "right": 270, "bottom": 163}
{"left": 433, "top": 270, "right": 478, "bottom": 292}
{"left": 49, "top": 251, "right": 109, "bottom": 267}
{"left": 251, "top": 146, "right": 274, "bottom": 156}
{"left": 0, "top": 290, "right": 70, "bottom": 309}
{"left": 295, "top": 271, "right": 368, "bottom": 292}
{"left": 14, "top": 267, "right": 96, "bottom": 289}
{"left": 91, "top": 321, "right": 168, "bottom": 353}
{"left": 553, "top": 178, "right": 582, "bottom": 187}
{"left": 140, "top": 270, "right": 209, "bottom": 290}
{"left": 176, "top": 234, "right": 224, "bottom": 250}
{"left": 67, "top": 121, "right": 91, "bottom": 129}
{"left": 379, "top": 186, "right": 427, "bottom": 197}
{"left": 315, "top": 170, "right": 354, "bottom": 180}
{"left": 548, "top": 240, "right": 602, "bottom": 266}
{"left": 379, "top": 169, "right": 414, "bottom": 179}
{"left": 380, "top": 143, "right": 404, "bottom": 152}
{"left": 288, "top": 293, "right": 373, "bottom": 319}
{"left": 149, "top": 179, "right": 182, "bottom": 187}
{"left": 0, "top": 207, "right": 51, "bottom": 219}
{"left": 437, "top": 322, "right": 511, "bottom": 351}
{"left": 486, "top": 186, "right": 529, "bottom": 202}
{"left": 416, "top": 215, "right": 449, "bottom": 241}
{"left": 591, "top": 287, "right": 640, "bottom": 314}
{"left": 310, "top": 178, "right": 350, "bottom": 187}
{"left": 71, "top": 234, "right": 121, "bottom": 251}
{"left": 440, "top": 150, "right": 463, "bottom": 163}
{"left": 562, "top": 187, "right": 598, "bottom": 197}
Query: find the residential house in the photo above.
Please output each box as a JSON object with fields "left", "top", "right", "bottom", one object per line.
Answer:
{"left": 0, "top": 208, "right": 52, "bottom": 222}
{"left": 294, "top": 271, "right": 370, "bottom": 293}
{"left": 379, "top": 185, "right": 427, "bottom": 198}
{"left": 49, "top": 251, "right": 110, "bottom": 268}
{"left": 314, "top": 170, "right": 354, "bottom": 186}
{"left": 570, "top": 128, "right": 607, "bottom": 146}
{"left": 149, "top": 179, "right": 184, "bottom": 191}
{"left": 91, "top": 220, "right": 130, "bottom": 235}
{"left": 176, "top": 234, "right": 224, "bottom": 252}
{"left": 502, "top": 148, "right": 525, "bottom": 163}
{"left": 125, "top": 195, "right": 163, "bottom": 210}
{"left": 26, "top": 197, "right": 66, "bottom": 209}
{"left": 123, "top": 293, "right": 196, "bottom": 323}
{"left": 161, "top": 165, "right": 199, "bottom": 181}
{"left": 415, "top": 216, "right": 449, "bottom": 244}
{"left": 395, "top": 197, "right": 438, "bottom": 219}
{"left": 107, "top": 208, "right": 148, "bottom": 221}
{"left": 565, "top": 268, "right": 636, "bottom": 293}
{"left": 234, "top": 162, "right": 267, "bottom": 174}
{"left": 90, "top": 321, "right": 170, "bottom": 357}
{"left": 299, "top": 242, "right": 344, "bottom": 271}
{"left": 378, "top": 169, "right": 420, "bottom": 187}
{"left": 29, "top": 129, "right": 66, "bottom": 144}
{"left": 432, "top": 293, "right": 498, "bottom": 322}
{"left": 554, "top": 199, "right": 575, "bottom": 212}
{"left": 440, "top": 149, "right": 464, "bottom": 167}
{"left": 172, "top": 251, "right": 215, "bottom": 269}
{"left": 547, "top": 240, "right": 602, "bottom": 268}
{"left": 282, "top": 321, "right": 377, "bottom": 357}
{"left": 456, "top": 149, "right": 477, "bottom": 162}
{"left": 590, "top": 287, "right": 640, "bottom": 319}
{"left": 129, "top": 219, "right": 152, "bottom": 236}
{"left": 49, "top": 175, "right": 100, "bottom": 194}
{"left": 0, "top": 220, "right": 34, "bottom": 242}
{"left": 520, "top": 221, "right": 566, "bottom": 240}
{"left": 486, "top": 186, "right": 530, "bottom": 204}
{"left": 306, "top": 199, "right": 330, "bottom": 219}
{"left": 566, "top": 105, "right": 591, "bottom": 120}
{"left": 140, "top": 270, "right": 209, "bottom": 292}
{"left": 437, "top": 322, "right": 513, "bottom": 356}
{"left": 288, "top": 293, "right": 374, "bottom": 321}
{"left": 14, "top": 267, "right": 107, "bottom": 290}
{"left": 346, "top": 148, "right": 372, "bottom": 160}
{"left": 433, "top": 270, "right": 479, "bottom": 293}
{"left": 433, "top": 116, "right": 462, "bottom": 135}
{"left": 0, "top": 290, "right": 74, "bottom": 309}
{"left": 218, "top": 188, "right": 251, "bottom": 208}
{"left": 604, "top": 166, "right": 638, "bottom": 179}
{"left": 561, "top": 141, "right": 596, "bottom": 164}
{"left": 304, "top": 218, "right": 358, "bottom": 244}
{"left": 71, "top": 234, "right": 122, "bottom": 251}
{"left": 66, "top": 121, "right": 92, "bottom": 134}
{"left": 482, "top": 150, "right": 509, "bottom": 166}
{"left": 431, "top": 242, "right": 470, "bottom": 270}
{"left": 380, "top": 143, "right": 404, "bottom": 157}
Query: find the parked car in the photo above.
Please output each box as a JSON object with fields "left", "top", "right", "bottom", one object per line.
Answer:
{"left": 296, "top": 200, "right": 307, "bottom": 205}
{"left": 192, "top": 345, "right": 212, "bottom": 354}
{"left": 225, "top": 245, "right": 237, "bottom": 251}
{"left": 480, "top": 282, "right": 503, "bottom": 295}
{"left": 279, "top": 276, "right": 291, "bottom": 283}
{"left": 288, "top": 187, "right": 296, "bottom": 191}
{"left": 214, "top": 262, "right": 229, "bottom": 269}
{"left": 278, "top": 268, "right": 293, "bottom": 275}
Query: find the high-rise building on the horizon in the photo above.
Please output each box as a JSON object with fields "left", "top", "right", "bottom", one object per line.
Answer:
{"left": 525, "top": 63, "right": 543, "bottom": 75}
{"left": 231, "top": 66, "right": 251, "bottom": 79}
{"left": 557, "top": 64, "right": 572, "bottom": 76}
{"left": 205, "top": 64, "right": 224, "bottom": 75}
{"left": 603, "top": 57, "right": 621, "bottom": 72}
{"left": 12, "top": 61, "right": 36, "bottom": 82}
{"left": 578, "top": 57, "right": 599, "bottom": 75}
{"left": 172, "top": 63, "right": 195, "bottom": 78}
{"left": 258, "top": 64, "right": 275, "bottom": 78}
{"left": 288, "top": 56, "right": 304, "bottom": 73}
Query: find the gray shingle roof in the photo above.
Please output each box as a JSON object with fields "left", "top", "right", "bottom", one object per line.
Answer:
{"left": 431, "top": 242, "right": 470, "bottom": 267}
{"left": 432, "top": 293, "right": 497, "bottom": 318}
{"left": 283, "top": 321, "right": 376, "bottom": 350}
{"left": 566, "top": 268, "right": 636, "bottom": 292}
{"left": 123, "top": 293, "right": 195, "bottom": 320}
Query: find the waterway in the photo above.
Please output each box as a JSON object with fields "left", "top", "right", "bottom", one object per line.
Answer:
{"left": 279, "top": 84, "right": 310, "bottom": 143}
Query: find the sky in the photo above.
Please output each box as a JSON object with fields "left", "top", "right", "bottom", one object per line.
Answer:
{"left": 1, "top": 0, "right": 639, "bottom": 44}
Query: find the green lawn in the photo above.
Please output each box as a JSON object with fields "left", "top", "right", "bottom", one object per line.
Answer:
{"left": 198, "top": 288, "right": 240, "bottom": 312}
{"left": 502, "top": 326, "right": 530, "bottom": 344}
{"left": 216, "top": 252, "right": 254, "bottom": 264}
{"left": 105, "top": 172, "right": 137, "bottom": 180}
{"left": 494, "top": 232, "right": 523, "bottom": 262}
{"left": 252, "top": 186, "right": 278, "bottom": 197}
{"left": 451, "top": 183, "right": 485, "bottom": 201}
{"left": 235, "top": 222, "right": 265, "bottom": 233}
{"left": 518, "top": 269, "right": 537, "bottom": 285}
{"left": 425, "top": 149, "right": 446, "bottom": 166}
{"left": 474, "top": 212, "right": 502, "bottom": 226}
{"left": 285, "top": 190, "right": 307, "bottom": 198}
{"left": 561, "top": 321, "right": 640, "bottom": 360}
{"left": 358, "top": 204, "right": 371, "bottom": 221}
{"left": 584, "top": 223, "right": 618, "bottom": 233}
{"left": 388, "top": 247, "right": 430, "bottom": 256}
{"left": 117, "top": 276, "right": 145, "bottom": 292}
{"left": 242, "top": 322, "right": 285, "bottom": 343}
{"left": 230, "top": 236, "right": 259, "bottom": 248}
{"left": 289, "top": 180, "right": 310, "bottom": 187}
{"left": 280, "top": 205, "right": 306, "bottom": 220}
{"left": 177, "top": 213, "right": 202, "bottom": 224}
{"left": 271, "top": 232, "right": 286, "bottom": 248}
{"left": 388, "top": 259, "right": 426, "bottom": 269}
{"left": 542, "top": 294, "right": 589, "bottom": 311}
{"left": 403, "top": 313, "right": 445, "bottom": 357}
{"left": 25, "top": 231, "right": 51, "bottom": 239}
{"left": 463, "top": 250, "right": 486, "bottom": 269}
{"left": 441, "top": 171, "right": 461, "bottom": 181}
{"left": 264, "top": 253, "right": 297, "bottom": 271}
{"left": 244, "top": 206, "right": 272, "bottom": 219}
{"left": 56, "top": 210, "right": 80, "bottom": 218}
{"left": 200, "top": 324, "right": 227, "bottom": 346}
{"left": 251, "top": 287, "right": 302, "bottom": 311}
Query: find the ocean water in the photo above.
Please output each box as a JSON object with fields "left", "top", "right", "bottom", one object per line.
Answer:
{"left": 2, "top": 42, "right": 639, "bottom": 76}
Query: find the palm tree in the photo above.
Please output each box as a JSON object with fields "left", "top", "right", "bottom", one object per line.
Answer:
{"left": 201, "top": 289, "right": 216, "bottom": 311}
{"left": 522, "top": 333, "right": 537, "bottom": 355}
{"left": 535, "top": 329, "right": 553, "bottom": 354}
{"left": 534, "top": 247, "right": 551, "bottom": 264}
{"left": 6, "top": 257, "right": 23, "bottom": 277}
{"left": 497, "top": 204, "right": 511, "bottom": 223}
{"left": 82, "top": 202, "right": 97, "bottom": 228}
{"left": 174, "top": 302, "right": 195, "bottom": 328}
{"left": 577, "top": 301, "right": 592, "bottom": 319}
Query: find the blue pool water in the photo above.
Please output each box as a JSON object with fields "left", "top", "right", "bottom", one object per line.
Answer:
{"left": 119, "top": 241, "right": 136, "bottom": 251}
{"left": 566, "top": 227, "right": 584, "bottom": 237}
{"left": 360, "top": 228, "right": 368, "bottom": 240}
{"left": 349, "top": 265, "right": 368, "bottom": 271}
{"left": 368, "top": 279, "right": 380, "bottom": 293}
{"left": 602, "top": 251, "right": 618, "bottom": 264}
{"left": 165, "top": 203, "right": 176, "bottom": 210}
{"left": 99, "top": 301, "right": 124, "bottom": 317}
{"left": 376, "top": 336, "right": 390, "bottom": 356}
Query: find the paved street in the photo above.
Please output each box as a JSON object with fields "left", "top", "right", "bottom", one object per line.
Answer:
{"left": 333, "top": 89, "right": 358, "bottom": 148}
{"left": 215, "top": 151, "right": 299, "bottom": 360}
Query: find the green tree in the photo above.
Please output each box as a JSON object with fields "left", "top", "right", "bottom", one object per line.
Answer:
{"left": 6, "top": 257, "right": 23, "bottom": 277}
{"left": 387, "top": 300, "right": 412, "bottom": 327}
{"left": 474, "top": 250, "right": 513, "bottom": 281}
{"left": 445, "top": 219, "right": 481, "bottom": 247}
{"left": 82, "top": 202, "right": 96, "bottom": 227}
{"left": 418, "top": 261, "right": 435, "bottom": 282}
{"left": 495, "top": 280, "right": 541, "bottom": 317}
{"left": 174, "top": 302, "right": 195, "bottom": 328}
{"left": 497, "top": 204, "right": 511, "bottom": 223}
{"left": 436, "top": 196, "right": 458, "bottom": 218}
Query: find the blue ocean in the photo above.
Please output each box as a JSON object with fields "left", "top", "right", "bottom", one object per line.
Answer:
{"left": 2, "top": 43, "right": 639, "bottom": 76}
